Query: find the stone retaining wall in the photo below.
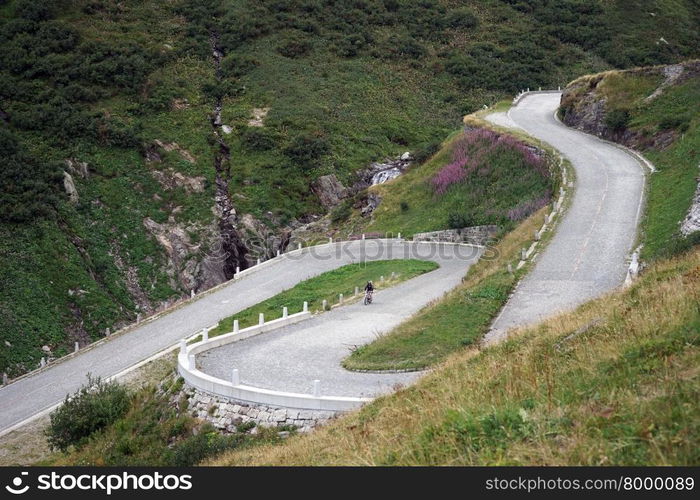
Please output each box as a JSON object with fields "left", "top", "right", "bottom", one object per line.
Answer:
{"left": 412, "top": 225, "right": 498, "bottom": 246}
{"left": 187, "top": 389, "right": 335, "bottom": 434}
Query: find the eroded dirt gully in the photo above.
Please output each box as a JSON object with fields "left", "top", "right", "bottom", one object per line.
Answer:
{"left": 209, "top": 32, "right": 248, "bottom": 278}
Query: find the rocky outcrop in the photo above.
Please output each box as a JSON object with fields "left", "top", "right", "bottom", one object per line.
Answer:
{"left": 412, "top": 225, "right": 499, "bottom": 246}
{"left": 680, "top": 165, "right": 700, "bottom": 236}
{"left": 142, "top": 217, "right": 228, "bottom": 293}
{"left": 359, "top": 192, "right": 381, "bottom": 217}
{"left": 63, "top": 171, "right": 79, "bottom": 204}
{"left": 311, "top": 174, "right": 347, "bottom": 209}
{"left": 239, "top": 213, "right": 290, "bottom": 260}
{"left": 560, "top": 61, "right": 700, "bottom": 151}
{"left": 65, "top": 158, "right": 89, "bottom": 179}
{"left": 151, "top": 168, "right": 206, "bottom": 193}
{"left": 248, "top": 107, "right": 269, "bottom": 127}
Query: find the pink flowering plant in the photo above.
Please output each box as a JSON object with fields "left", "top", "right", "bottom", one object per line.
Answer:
{"left": 429, "top": 128, "right": 553, "bottom": 228}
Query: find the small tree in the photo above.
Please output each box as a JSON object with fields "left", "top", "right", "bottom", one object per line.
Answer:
{"left": 46, "top": 374, "right": 131, "bottom": 452}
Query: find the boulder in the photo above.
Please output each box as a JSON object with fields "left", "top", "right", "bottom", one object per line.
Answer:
{"left": 311, "top": 174, "right": 347, "bottom": 209}
{"left": 63, "top": 171, "right": 79, "bottom": 204}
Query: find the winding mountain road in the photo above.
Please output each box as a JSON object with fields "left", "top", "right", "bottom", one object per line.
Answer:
{"left": 0, "top": 91, "right": 647, "bottom": 434}
{"left": 0, "top": 240, "right": 480, "bottom": 434}
{"left": 484, "top": 92, "right": 646, "bottom": 343}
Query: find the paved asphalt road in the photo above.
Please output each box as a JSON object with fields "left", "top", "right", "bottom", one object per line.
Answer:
{"left": 484, "top": 93, "right": 646, "bottom": 343}
{"left": 199, "top": 244, "right": 482, "bottom": 398}
{"left": 0, "top": 240, "right": 480, "bottom": 433}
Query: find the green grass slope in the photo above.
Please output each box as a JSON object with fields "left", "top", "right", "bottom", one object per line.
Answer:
{"left": 1, "top": 0, "right": 698, "bottom": 376}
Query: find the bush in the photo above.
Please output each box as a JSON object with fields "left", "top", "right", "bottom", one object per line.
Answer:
{"left": 446, "top": 8, "right": 479, "bottom": 30}
{"left": 46, "top": 375, "right": 131, "bottom": 452}
{"left": 169, "top": 426, "right": 246, "bottom": 466}
{"left": 242, "top": 128, "right": 278, "bottom": 151}
{"left": 658, "top": 114, "right": 691, "bottom": 132}
{"left": 330, "top": 200, "right": 352, "bottom": 223}
{"left": 283, "top": 132, "right": 330, "bottom": 168}
{"left": 400, "top": 200, "right": 409, "bottom": 212}
{"left": 277, "top": 32, "right": 312, "bottom": 58}
{"left": 605, "top": 108, "right": 630, "bottom": 131}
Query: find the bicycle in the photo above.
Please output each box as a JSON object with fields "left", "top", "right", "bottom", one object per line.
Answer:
{"left": 363, "top": 290, "right": 373, "bottom": 305}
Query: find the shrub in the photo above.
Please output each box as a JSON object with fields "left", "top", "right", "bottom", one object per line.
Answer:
{"left": 46, "top": 375, "right": 131, "bottom": 452}
{"left": 400, "top": 201, "right": 409, "bottom": 212}
{"left": 446, "top": 8, "right": 479, "bottom": 30}
{"left": 658, "top": 114, "right": 691, "bottom": 132}
{"left": 0, "top": 128, "right": 61, "bottom": 223}
{"left": 605, "top": 108, "right": 630, "bottom": 131}
{"left": 277, "top": 32, "right": 312, "bottom": 58}
{"left": 242, "top": 128, "right": 278, "bottom": 151}
{"left": 330, "top": 200, "right": 352, "bottom": 223}
{"left": 170, "top": 428, "right": 246, "bottom": 466}
{"left": 283, "top": 132, "right": 330, "bottom": 168}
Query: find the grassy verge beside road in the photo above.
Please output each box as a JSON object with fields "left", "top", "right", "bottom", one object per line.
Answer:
{"left": 208, "top": 259, "right": 438, "bottom": 337}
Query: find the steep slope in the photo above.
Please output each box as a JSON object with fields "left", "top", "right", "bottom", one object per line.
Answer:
{"left": 1, "top": 0, "right": 699, "bottom": 377}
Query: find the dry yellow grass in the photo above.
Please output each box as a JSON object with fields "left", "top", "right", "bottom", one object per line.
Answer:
{"left": 209, "top": 247, "right": 699, "bottom": 466}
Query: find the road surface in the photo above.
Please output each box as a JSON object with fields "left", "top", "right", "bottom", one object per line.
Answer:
{"left": 0, "top": 240, "right": 480, "bottom": 433}
{"left": 484, "top": 93, "right": 645, "bottom": 343}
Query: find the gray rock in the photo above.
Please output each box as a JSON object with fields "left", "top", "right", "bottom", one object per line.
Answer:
{"left": 63, "top": 171, "right": 79, "bottom": 204}
{"left": 311, "top": 174, "right": 347, "bottom": 209}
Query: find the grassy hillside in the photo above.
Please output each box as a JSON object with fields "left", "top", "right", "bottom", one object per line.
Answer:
{"left": 560, "top": 60, "right": 700, "bottom": 259}
{"left": 329, "top": 126, "right": 555, "bottom": 238}
{"left": 1, "top": 0, "right": 699, "bottom": 376}
{"left": 211, "top": 245, "right": 700, "bottom": 465}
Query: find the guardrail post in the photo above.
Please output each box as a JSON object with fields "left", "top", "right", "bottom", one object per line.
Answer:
{"left": 136, "top": 313, "right": 141, "bottom": 324}
{"left": 391, "top": 271, "right": 396, "bottom": 279}
{"left": 313, "top": 379, "right": 321, "bottom": 397}
{"left": 202, "top": 328, "right": 209, "bottom": 342}
{"left": 40, "top": 357, "right": 46, "bottom": 368}
{"left": 191, "top": 289, "right": 195, "bottom": 299}
{"left": 322, "top": 299, "right": 328, "bottom": 310}
{"left": 233, "top": 320, "right": 239, "bottom": 334}
{"left": 277, "top": 249, "right": 280, "bottom": 257}
{"left": 355, "top": 286, "right": 359, "bottom": 296}
{"left": 180, "top": 339, "right": 187, "bottom": 355}
{"left": 74, "top": 342, "right": 79, "bottom": 353}
{"left": 258, "top": 313, "right": 264, "bottom": 326}
{"left": 339, "top": 293, "right": 344, "bottom": 304}
{"left": 534, "top": 230, "right": 540, "bottom": 241}
{"left": 303, "top": 301, "right": 308, "bottom": 313}
{"left": 397, "top": 232, "right": 401, "bottom": 239}
{"left": 329, "top": 237, "right": 333, "bottom": 244}
{"left": 521, "top": 248, "right": 527, "bottom": 261}
{"left": 235, "top": 266, "right": 240, "bottom": 276}
{"left": 105, "top": 327, "right": 110, "bottom": 337}
{"left": 282, "top": 306, "right": 288, "bottom": 319}
{"left": 298, "top": 242, "right": 302, "bottom": 251}
{"left": 362, "top": 233, "right": 365, "bottom": 240}
{"left": 2, "top": 373, "right": 7, "bottom": 386}
{"left": 257, "top": 258, "right": 261, "bottom": 266}
{"left": 380, "top": 275, "right": 384, "bottom": 282}
{"left": 231, "top": 369, "right": 240, "bottom": 386}
{"left": 507, "top": 263, "right": 513, "bottom": 274}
